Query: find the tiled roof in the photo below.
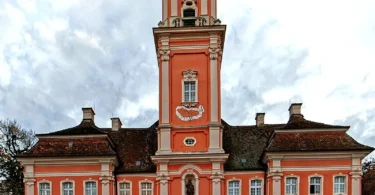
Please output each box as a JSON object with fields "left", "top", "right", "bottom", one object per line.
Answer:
{"left": 19, "top": 137, "right": 116, "bottom": 157}
{"left": 108, "top": 122, "right": 158, "bottom": 173}
{"left": 222, "top": 120, "right": 283, "bottom": 171}
{"left": 266, "top": 132, "right": 374, "bottom": 152}
{"left": 37, "top": 119, "right": 106, "bottom": 136}
{"left": 279, "top": 114, "right": 349, "bottom": 129}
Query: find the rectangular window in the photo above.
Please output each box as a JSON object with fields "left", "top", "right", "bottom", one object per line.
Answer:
{"left": 250, "top": 180, "right": 262, "bottom": 195}
{"left": 141, "top": 182, "right": 152, "bottom": 195}
{"left": 228, "top": 181, "right": 240, "bottom": 195}
{"left": 119, "top": 182, "right": 131, "bottom": 195}
{"left": 85, "top": 181, "right": 96, "bottom": 195}
{"left": 286, "top": 178, "right": 297, "bottom": 195}
{"left": 310, "top": 177, "right": 321, "bottom": 195}
{"left": 39, "top": 183, "right": 51, "bottom": 195}
{"left": 334, "top": 176, "right": 346, "bottom": 194}
{"left": 62, "top": 182, "right": 74, "bottom": 195}
{"left": 183, "top": 81, "right": 196, "bottom": 102}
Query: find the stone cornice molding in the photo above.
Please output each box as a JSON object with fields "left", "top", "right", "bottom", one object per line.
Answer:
{"left": 156, "top": 173, "right": 171, "bottom": 185}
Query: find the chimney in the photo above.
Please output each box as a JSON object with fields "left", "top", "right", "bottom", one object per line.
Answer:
{"left": 255, "top": 113, "right": 265, "bottom": 127}
{"left": 111, "top": 117, "right": 122, "bottom": 131}
{"left": 82, "top": 107, "right": 95, "bottom": 120}
{"left": 289, "top": 103, "right": 302, "bottom": 116}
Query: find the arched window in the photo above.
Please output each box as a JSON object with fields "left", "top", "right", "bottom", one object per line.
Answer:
{"left": 119, "top": 182, "right": 131, "bottom": 195}
{"left": 39, "top": 182, "right": 51, "bottom": 195}
{"left": 62, "top": 181, "right": 74, "bottom": 195}
{"left": 228, "top": 180, "right": 240, "bottom": 195}
{"left": 250, "top": 180, "right": 262, "bottom": 195}
{"left": 85, "top": 181, "right": 97, "bottom": 195}
{"left": 183, "top": 9, "right": 196, "bottom": 26}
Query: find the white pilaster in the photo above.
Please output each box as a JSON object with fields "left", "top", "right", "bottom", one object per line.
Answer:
{"left": 24, "top": 178, "right": 36, "bottom": 195}
{"left": 211, "top": 0, "right": 216, "bottom": 18}
{"left": 208, "top": 125, "right": 223, "bottom": 153}
{"left": 272, "top": 176, "right": 281, "bottom": 195}
{"left": 163, "top": 0, "right": 168, "bottom": 20}
{"left": 158, "top": 128, "right": 171, "bottom": 153}
{"left": 350, "top": 156, "right": 362, "bottom": 195}
{"left": 201, "top": 0, "right": 208, "bottom": 16}
{"left": 99, "top": 161, "right": 114, "bottom": 195}
{"left": 171, "top": 0, "right": 177, "bottom": 16}
{"left": 158, "top": 35, "right": 170, "bottom": 125}
{"left": 209, "top": 33, "right": 220, "bottom": 123}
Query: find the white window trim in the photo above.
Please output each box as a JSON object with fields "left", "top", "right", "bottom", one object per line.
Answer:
{"left": 181, "top": 0, "right": 198, "bottom": 18}
{"left": 37, "top": 180, "right": 52, "bottom": 195}
{"left": 139, "top": 180, "right": 154, "bottom": 195}
{"left": 227, "top": 178, "right": 242, "bottom": 195}
{"left": 60, "top": 179, "right": 75, "bottom": 195}
{"left": 249, "top": 177, "right": 264, "bottom": 195}
{"left": 333, "top": 174, "right": 348, "bottom": 195}
{"left": 308, "top": 174, "right": 324, "bottom": 195}
{"left": 83, "top": 179, "right": 98, "bottom": 195}
{"left": 181, "top": 69, "right": 198, "bottom": 105}
{"left": 183, "top": 137, "right": 197, "bottom": 146}
{"left": 285, "top": 175, "right": 300, "bottom": 195}
{"left": 118, "top": 179, "right": 132, "bottom": 195}
{"left": 181, "top": 170, "right": 199, "bottom": 195}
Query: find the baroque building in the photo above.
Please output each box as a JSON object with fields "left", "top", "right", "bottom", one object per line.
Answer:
{"left": 18, "top": 0, "right": 374, "bottom": 195}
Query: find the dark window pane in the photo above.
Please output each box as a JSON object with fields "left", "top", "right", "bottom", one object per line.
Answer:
{"left": 183, "top": 9, "right": 195, "bottom": 17}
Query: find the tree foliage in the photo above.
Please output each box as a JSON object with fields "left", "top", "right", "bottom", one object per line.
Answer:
{"left": 0, "top": 119, "right": 37, "bottom": 195}
{"left": 363, "top": 157, "right": 375, "bottom": 195}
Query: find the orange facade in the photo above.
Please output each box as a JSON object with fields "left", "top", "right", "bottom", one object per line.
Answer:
{"left": 18, "top": 0, "right": 374, "bottom": 195}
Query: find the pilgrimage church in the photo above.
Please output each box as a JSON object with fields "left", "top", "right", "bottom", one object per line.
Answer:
{"left": 18, "top": 0, "right": 374, "bottom": 195}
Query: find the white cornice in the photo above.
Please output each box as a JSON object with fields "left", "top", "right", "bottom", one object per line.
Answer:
{"left": 153, "top": 25, "right": 226, "bottom": 34}
{"left": 18, "top": 156, "right": 117, "bottom": 165}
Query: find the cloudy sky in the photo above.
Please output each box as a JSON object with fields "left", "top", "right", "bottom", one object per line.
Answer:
{"left": 0, "top": 0, "right": 374, "bottom": 156}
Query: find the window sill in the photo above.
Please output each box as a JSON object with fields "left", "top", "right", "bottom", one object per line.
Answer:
{"left": 181, "top": 102, "right": 198, "bottom": 107}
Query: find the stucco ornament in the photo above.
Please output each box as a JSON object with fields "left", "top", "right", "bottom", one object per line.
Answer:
{"left": 158, "top": 48, "right": 170, "bottom": 61}
{"left": 176, "top": 105, "right": 204, "bottom": 121}
{"left": 208, "top": 46, "right": 222, "bottom": 60}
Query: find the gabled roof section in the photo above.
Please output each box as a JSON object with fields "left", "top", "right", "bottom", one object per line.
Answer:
{"left": 277, "top": 114, "right": 350, "bottom": 130}
{"left": 265, "top": 131, "right": 374, "bottom": 152}
{"left": 37, "top": 119, "right": 106, "bottom": 136}
{"left": 222, "top": 119, "right": 284, "bottom": 171}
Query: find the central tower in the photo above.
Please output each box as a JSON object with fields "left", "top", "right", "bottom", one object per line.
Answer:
{"left": 155, "top": 0, "right": 226, "bottom": 155}
{"left": 152, "top": 0, "right": 228, "bottom": 194}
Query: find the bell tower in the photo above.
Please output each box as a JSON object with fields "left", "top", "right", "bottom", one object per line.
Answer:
{"left": 155, "top": 0, "right": 225, "bottom": 155}
{"left": 152, "top": 0, "right": 228, "bottom": 194}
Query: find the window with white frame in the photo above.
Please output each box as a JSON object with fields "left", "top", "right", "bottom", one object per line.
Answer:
{"left": 334, "top": 176, "right": 346, "bottom": 194}
{"left": 184, "top": 81, "right": 196, "bottom": 102}
{"left": 119, "top": 182, "right": 131, "bottom": 195}
{"left": 286, "top": 177, "right": 298, "bottom": 195}
{"left": 39, "top": 183, "right": 51, "bottom": 195}
{"left": 85, "top": 181, "right": 96, "bottom": 195}
{"left": 62, "top": 182, "right": 74, "bottom": 195}
{"left": 250, "top": 180, "right": 262, "bottom": 195}
{"left": 141, "top": 182, "right": 152, "bottom": 195}
{"left": 228, "top": 180, "right": 240, "bottom": 195}
{"left": 310, "top": 177, "right": 321, "bottom": 195}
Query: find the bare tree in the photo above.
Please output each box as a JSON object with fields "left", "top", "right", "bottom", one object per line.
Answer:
{"left": 0, "top": 119, "right": 37, "bottom": 195}
{"left": 363, "top": 157, "right": 375, "bottom": 195}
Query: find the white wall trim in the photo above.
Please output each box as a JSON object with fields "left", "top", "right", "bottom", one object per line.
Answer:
{"left": 37, "top": 180, "right": 52, "bottom": 195}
